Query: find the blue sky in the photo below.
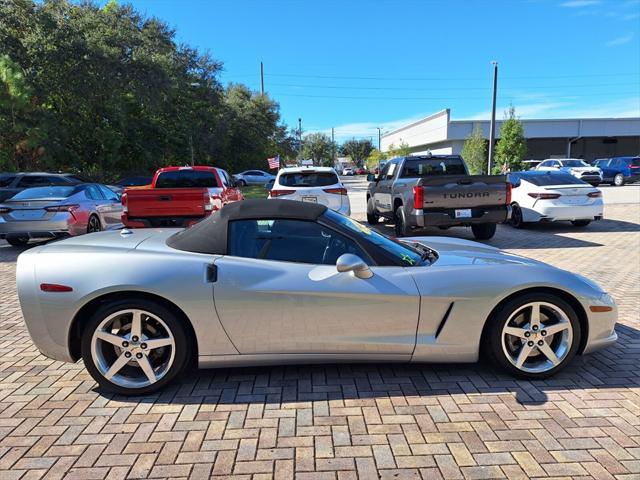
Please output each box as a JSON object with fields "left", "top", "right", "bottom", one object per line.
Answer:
{"left": 125, "top": 0, "right": 639, "bottom": 142}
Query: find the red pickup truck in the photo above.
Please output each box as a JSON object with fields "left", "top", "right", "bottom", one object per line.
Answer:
{"left": 121, "top": 166, "right": 243, "bottom": 228}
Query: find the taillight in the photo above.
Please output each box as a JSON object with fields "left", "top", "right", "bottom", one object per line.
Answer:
{"left": 0, "top": 207, "right": 11, "bottom": 214}
{"left": 528, "top": 193, "right": 561, "bottom": 200}
{"left": 506, "top": 183, "right": 512, "bottom": 204}
{"left": 323, "top": 187, "right": 347, "bottom": 195}
{"left": 40, "top": 283, "right": 73, "bottom": 292}
{"left": 121, "top": 192, "right": 128, "bottom": 213}
{"left": 44, "top": 204, "right": 80, "bottom": 212}
{"left": 413, "top": 186, "right": 424, "bottom": 209}
{"left": 270, "top": 189, "right": 296, "bottom": 197}
{"left": 204, "top": 192, "right": 213, "bottom": 211}
{"left": 588, "top": 191, "right": 602, "bottom": 198}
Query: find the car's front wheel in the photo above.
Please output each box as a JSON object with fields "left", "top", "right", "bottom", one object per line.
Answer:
{"left": 485, "top": 293, "right": 581, "bottom": 379}
{"left": 5, "top": 235, "right": 29, "bottom": 247}
{"left": 471, "top": 223, "right": 497, "bottom": 240}
{"left": 571, "top": 220, "right": 591, "bottom": 227}
{"left": 366, "top": 197, "right": 379, "bottom": 224}
{"left": 238, "top": 179, "right": 247, "bottom": 187}
{"left": 81, "top": 299, "right": 191, "bottom": 395}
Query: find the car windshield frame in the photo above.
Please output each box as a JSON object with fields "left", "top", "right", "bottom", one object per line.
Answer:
{"left": 321, "top": 209, "right": 426, "bottom": 267}
{"left": 10, "top": 186, "right": 77, "bottom": 200}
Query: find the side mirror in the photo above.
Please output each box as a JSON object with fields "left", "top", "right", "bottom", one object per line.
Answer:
{"left": 366, "top": 173, "right": 377, "bottom": 182}
{"left": 336, "top": 254, "right": 373, "bottom": 279}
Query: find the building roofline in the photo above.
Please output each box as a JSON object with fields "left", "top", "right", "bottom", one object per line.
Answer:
{"left": 450, "top": 116, "right": 640, "bottom": 124}
{"left": 382, "top": 109, "right": 449, "bottom": 137}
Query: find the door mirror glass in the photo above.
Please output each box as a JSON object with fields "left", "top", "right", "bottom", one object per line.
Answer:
{"left": 366, "top": 173, "right": 377, "bottom": 182}
{"left": 336, "top": 253, "right": 373, "bottom": 279}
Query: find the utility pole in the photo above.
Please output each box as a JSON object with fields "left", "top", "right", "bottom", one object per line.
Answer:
{"left": 260, "top": 62, "right": 264, "bottom": 95}
{"left": 487, "top": 61, "right": 498, "bottom": 175}
{"left": 298, "top": 118, "right": 303, "bottom": 162}
{"left": 189, "top": 133, "right": 194, "bottom": 166}
{"left": 377, "top": 127, "right": 382, "bottom": 150}
{"left": 331, "top": 127, "right": 336, "bottom": 166}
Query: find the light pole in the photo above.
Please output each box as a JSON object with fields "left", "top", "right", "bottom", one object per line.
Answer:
{"left": 487, "top": 61, "right": 498, "bottom": 174}
{"left": 298, "top": 118, "right": 302, "bottom": 162}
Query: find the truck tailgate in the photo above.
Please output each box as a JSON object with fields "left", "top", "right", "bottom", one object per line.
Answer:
{"left": 417, "top": 175, "right": 509, "bottom": 209}
{"left": 124, "top": 188, "right": 208, "bottom": 217}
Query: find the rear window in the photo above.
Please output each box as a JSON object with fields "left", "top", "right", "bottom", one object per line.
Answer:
{"left": 400, "top": 157, "right": 467, "bottom": 177}
{"left": 512, "top": 173, "right": 586, "bottom": 186}
{"left": 155, "top": 170, "right": 219, "bottom": 188}
{"left": 11, "top": 186, "right": 76, "bottom": 200}
{"left": 629, "top": 158, "right": 640, "bottom": 167}
{"left": 0, "top": 175, "right": 16, "bottom": 187}
{"left": 279, "top": 171, "right": 339, "bottom": 187}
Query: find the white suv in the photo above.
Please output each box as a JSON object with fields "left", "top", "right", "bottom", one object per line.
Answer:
{"left": 269, "top": 167, "right": 351, "bottom": 215}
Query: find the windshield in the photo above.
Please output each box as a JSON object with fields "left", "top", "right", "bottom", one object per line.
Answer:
{"left": 0, "top": 175, "right": 16, "bottom": 187}
{"left": 11, "top": 186, "right": 76, "bottom": 200}
{"left": 561, "top": 160, "right": 589, "bottom": 167}
{"left": 511, "top": 172, "right": 586, "bottom": 186}
{"left": 279, "top": 171, "right": 339, "bottom": 187}
{"left": 400, "top": 157, "right": 467, "bottom": 177}
{"left": 323, "top": 209, "right": 424, "bottom": 266}
{"left": 155, "top": 170, "right": 219, "bottom": 188}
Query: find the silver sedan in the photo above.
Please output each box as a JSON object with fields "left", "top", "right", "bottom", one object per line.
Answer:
{"left": 1, "top": 184, "right": 122, "bottom": 246}
{"left": 16, "top": 199, "right": 617, "bottom": 395}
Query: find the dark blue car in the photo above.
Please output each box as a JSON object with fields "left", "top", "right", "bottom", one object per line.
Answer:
{"left": 594, "top": 156, "right": 640, "bottom": 186}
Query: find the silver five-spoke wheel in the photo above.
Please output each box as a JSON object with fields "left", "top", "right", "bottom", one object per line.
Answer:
{"left": 501, "top": 301, "right": 573, "bottom": 374}
{"left": 90, "top": 309, "right": 176, "bottom": 389}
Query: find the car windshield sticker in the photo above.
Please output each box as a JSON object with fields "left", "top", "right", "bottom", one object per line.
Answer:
{"left": 345, "top": 217, "right": 372, "bottom": 235}
{"left": 401, "top": 253, "right": 416, "bottom": 265}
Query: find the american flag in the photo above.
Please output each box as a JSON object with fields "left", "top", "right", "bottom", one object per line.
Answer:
{"left": 267, "top": 155, "right": 280, "bottom": 170}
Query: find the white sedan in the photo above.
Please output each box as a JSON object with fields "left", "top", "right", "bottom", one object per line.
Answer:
{"left": 268, "top": 166, "right": 350, "bottom": 215}
{"left": 508, "top": 171, "right": 603, "bottom": 228}
{"left": 535, "top": 159, "right": 602, "bottom": 186}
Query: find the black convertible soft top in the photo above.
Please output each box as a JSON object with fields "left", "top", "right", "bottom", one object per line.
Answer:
{"left": 167, "top": 199, "right": 328, "bottom": 255}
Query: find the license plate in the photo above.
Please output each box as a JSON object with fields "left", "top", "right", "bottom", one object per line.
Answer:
{"left": 455, "top": 209, "right": 472, "bottom": 218}
{"left": 301, "top": 196, "right": 317, "bottom": 203}
{"left": 12, "top": 211, "right": 44, "bottom": 220}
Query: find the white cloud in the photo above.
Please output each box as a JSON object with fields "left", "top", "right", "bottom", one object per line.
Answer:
{"left": 606, "top": 32, "right": 635, "bottom": 46}
{"left": 560, "top": 0, "right": 600, "bottom": 7}
{"left": 307, "top": 113, "right": 431, "bottom": 143}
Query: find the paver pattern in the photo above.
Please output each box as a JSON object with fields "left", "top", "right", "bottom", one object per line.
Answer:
{"left": 0, "top": 198, "right": 638, "bottom": 479}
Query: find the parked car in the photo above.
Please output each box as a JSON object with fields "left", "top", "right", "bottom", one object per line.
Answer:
{"left": 522, "top": 160, "right": 542, "bottom": 170}
{"left": 0, "top": 183, "right": 122, "bottom": 246}
{"left": 121, "top": 166, "right": 243, "bottom": 228}
{"left": 507, "top": 171, "right": 603, "bottom": 228}
{"left": 0, "top": 172, "right": 84, "bottom": 202}
{"left": 366, "top": 154, "right": 511, "bottom": 240}
{"left": 342, "top": 167, "right": 354, "bottom": 176}
{"left": 355, "top": 167, "right": 367, "bottom": 175}
{"left": 233, "top": 170, "right": 276, "bottom": 187}
{"left": 535, "top": 159, "right": 602, "bottom": 186}
{"left": 16, "top": 199, "right": 617, "bottom": 394}
{"left": 268, "top": 166, "right": 350, "bottom": 215}
{"left": 593, "top": 156, "right": 640, "bottom": 186}
{"left": 108, "top": 176, "right": 152, "bottom": 195}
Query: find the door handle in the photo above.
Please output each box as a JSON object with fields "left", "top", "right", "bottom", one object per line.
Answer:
{"left": 206, "top": 264, "right": 218, "bottom": 283}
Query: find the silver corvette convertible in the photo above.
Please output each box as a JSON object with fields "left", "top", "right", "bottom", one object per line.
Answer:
{"left": 17, "top": 199, "right": 617, "bottom": 394}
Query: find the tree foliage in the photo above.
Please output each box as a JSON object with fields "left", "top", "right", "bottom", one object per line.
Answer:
{"left": 461, "top": 125, "right": 488, "bottom": 175}
{"left": 301, "top": 132, "right": 335, "bottom": 166}
{"left": 386, "top": 141, "right": 411, "bottom": 158}
{"left": 495, "top": 106, "right": 527, "bottom": 173}
{"left": 0, "top": 0, "right": 294, "bottom": 178}
{"left": 340, "top": 138, "right": 373, "bottom": 167}
{"left": 366, "top": 148, "right": 386, "bottom": 170}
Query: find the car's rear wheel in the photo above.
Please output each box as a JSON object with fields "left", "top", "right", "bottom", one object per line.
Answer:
{"left": 366, "top": 197, "right": 379, "bottom": 224}
{"left": 471, "top": 223, "right": 497, "bottom": 240}
{"left": 571, "top": 220, "right": 591, "bottom": 227}
{"left": 238, "top": 179, "right": 246, "bottom": 187}
{"left": 81, "top": 299, "right": 191, "bottom": 395}
{"left": 485, "top": 293, "right": 581, "bottom": 379}
{"left": 87, "top": 215, "right": 102, "bottom": 233}
{"left": 613, "top": 174, "right": 624, "bottom": 186}
{"left": 509, "top": 204, "right": 525, "bottom": 229}
{"left": 5, "top": 235, "right": 29, "bottom": 247}
{"left": 394, "top": 206, "right": 409, "bottom": 237}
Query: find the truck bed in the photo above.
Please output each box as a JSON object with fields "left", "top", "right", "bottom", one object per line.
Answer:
{"left": 416, "top": 175, "right": 509, "bottom": 209}
{"left": 122, "top": 187, "right": 211, "bottom": 227}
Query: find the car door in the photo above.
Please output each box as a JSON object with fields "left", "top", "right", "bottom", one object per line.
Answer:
{"left": 84, "top": 184, "right": 111, "bottom": 226}
{"left": 98, "top": 185, "right": 123, "bottom": 225}
{"left": 218, "top": 169, "right": 242, "bottom": 203}
{"left": 212, "top": 218, "right": 420, "bottom": 357}
{"left": 373, "top": 161, "right": 398, "bottom": 214}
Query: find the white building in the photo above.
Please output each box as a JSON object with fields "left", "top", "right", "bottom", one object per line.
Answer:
{"left": 381, "top": 109, "right": 640, "bottom": 161}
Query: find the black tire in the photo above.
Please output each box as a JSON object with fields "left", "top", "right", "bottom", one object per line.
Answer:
{"left": 366, "top": 197, "right": 380, "bottom": 225}
{"left": 471, "top": 223, "right": 497, "bottom": 240}
{"left": 613, "top": 174, "right": 624, "bottom": 187}
{"left": 484, "top": 292, "right": 581, "bottom": 379}
{"left": 5, "top": 235, "right": 29, "bottom": 247}
{"left": 238, "top": 179, "right": 247, "bottom": 187}
{"left": 81, "top": 298, "right": 192, "bottom": 395}
{"left": 394, "top": 205, "right": 409, "bottom": 237}
{"left": 571, "top": 220, "right": 591, "bottom": 227}
{"left": 589, "top": 182, "right": 600, "bottom": 187}
{"left": 509, "top": 204, "right": 525, "bottom": 229}
{"left": 87, "top": 215, "right": 102, "bottom": 234}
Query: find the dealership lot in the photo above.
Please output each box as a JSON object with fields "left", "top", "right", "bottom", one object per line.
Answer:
{"left": 0, "top": 182, "right": 638, "bottom": 479}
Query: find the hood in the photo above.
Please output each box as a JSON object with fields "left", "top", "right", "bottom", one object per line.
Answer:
{"left": 404, "top": 236, "right": 545, "bottom": 267}
{"left": 561, "top": 166, "right": 601, "bottom": 172}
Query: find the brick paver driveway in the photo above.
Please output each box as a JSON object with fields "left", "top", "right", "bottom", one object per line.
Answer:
{"left": 1, "top": 200, "right": 638, "bottom": 479}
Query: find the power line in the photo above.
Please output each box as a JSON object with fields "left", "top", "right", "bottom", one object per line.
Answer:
{"left": 273, "top": 91, "right": 640, "bottom": 101}
{"left": 264, "top": 72, "right": 639, "bottom": 81}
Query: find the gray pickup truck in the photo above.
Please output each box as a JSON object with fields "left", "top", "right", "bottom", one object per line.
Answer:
{"left": 366, "top": 154, "right": 511, "bottom": 240}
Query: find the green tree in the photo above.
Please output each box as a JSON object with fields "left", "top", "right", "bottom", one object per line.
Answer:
{"left": 366, "top": 148, "right": 386, "bottom": 171}
{"left": 341, "top": 138, "right": 373, "bottom": 167}
{"left": 301, "top": 132, "right": 334, "bottom": 166}
{"left": 495, "top": 106, "right": 527, "bottom": 173}
{"left": 461, "top": 125, "right": 488, "bottom": 175}
{"left": 386, "top": 141, "right": 411, "bottom": 158}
